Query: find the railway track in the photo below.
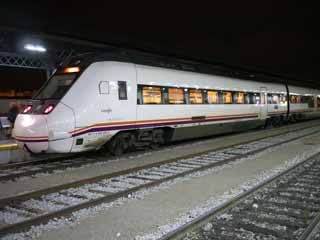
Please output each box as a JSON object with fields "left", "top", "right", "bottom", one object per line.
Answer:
{"left": 160, "top": 154, "right": 320, "bottom": 240}
{"left": 0, "top": 121, "right": 320, "bottom": 183}
{"left": 0, "top": 152, "right": 106, "bottom": 182}
{"left": 0, "top": 124, "right": 320, "bottom": 237}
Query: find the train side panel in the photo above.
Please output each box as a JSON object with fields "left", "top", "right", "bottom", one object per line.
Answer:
{"left": 135, "top": 65, "right": 267, "bottom": 140}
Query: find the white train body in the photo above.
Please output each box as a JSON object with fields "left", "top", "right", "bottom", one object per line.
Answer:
{"left": 13, "top": 57, "right": 320, "bottom": 154}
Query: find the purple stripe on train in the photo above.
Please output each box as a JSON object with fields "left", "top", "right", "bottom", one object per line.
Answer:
{"left": 72, "top": 115, "right": 258, "bottom": 137}
{"left": 15, "top": 139, "right": 48, "bottom": 143}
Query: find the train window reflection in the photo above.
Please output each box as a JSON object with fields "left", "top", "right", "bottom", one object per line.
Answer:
{"left": 267, "top": 94, "right": 273, "bottom": 104}
{"left": 169, "top": 88, "right": 184, "bottom": 104}
{"left": 189, "top": 89, "right": 203, "bottom": 104}
{"left": 253, "top": 94, "right": 260, "bottom": 104}
{"left": 234, "top": 92, "right": 245, "bottom": 104}
{"left": 142, "top": 86, "right": 162, "bottom": 104}
{"left": 301, "top": 96, "right": 314, "bottom": 108}
{"left": 272, "top": 95, "right": 279, "bottom": 104}
{"left": 223, "top": 92, "right": 232, "bottom": 104}
{"left": 245, "top": 93, "right": 253, "bottom": 104}
{"left": 280, "top": 94, "right": 286, "bottom": 104}
{"left": 207, "top": 91, "right": 219, "bottom": 104}
{"left": 290, "top": 95, "right": 301, "bottom": 103}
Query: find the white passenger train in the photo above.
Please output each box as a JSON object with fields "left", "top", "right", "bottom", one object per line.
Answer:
{"left": 13, "top": 53, "right": 320, "bottom": 154}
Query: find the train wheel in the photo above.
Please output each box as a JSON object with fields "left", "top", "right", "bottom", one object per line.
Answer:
{"left": 279, "top": 116, "right": 285, "bottom": 126}
{"left": 272, "top": 117, "right": 281, "bottom": 127}
{"left": 150, "top": 129, "right": 164, "bottom": 149}
{"left": 107, "top": 133, "right": 128, "bottom": 156}
{"left": 288, "top": 115, "right": 295, "bottom": 123}
{"left": 265, "top": 118, "right": 272, "bottom": 129}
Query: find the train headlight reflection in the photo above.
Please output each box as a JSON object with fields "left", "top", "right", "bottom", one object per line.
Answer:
{"left": 21, "top": 115, "right": 35, "bottom": 127}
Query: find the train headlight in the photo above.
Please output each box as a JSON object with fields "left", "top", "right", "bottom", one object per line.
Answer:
{"left": 43, "top": 105, "right": 55, "bottom": 114}
{"left": 21, "top": 115, "right": 35, "bottom": 127}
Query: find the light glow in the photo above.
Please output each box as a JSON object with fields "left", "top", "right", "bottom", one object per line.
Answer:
{"left": 24, "top": 44, "right": 47, "bottom": 52}
{"left": 63, "top": 67, "right": 80, "bottom": 73}
{"left": 23, "top": 105, "right": 32, "bottom": 114}
{"left": 21, "top": 115, "right": 35, "bottom": 127}
{"left": 43, "top": 105, "right": 55, "bottom": 114}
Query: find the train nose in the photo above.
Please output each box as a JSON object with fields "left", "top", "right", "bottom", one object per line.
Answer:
{"left": 13, "top": 114, "right": 49, "bottom": 153}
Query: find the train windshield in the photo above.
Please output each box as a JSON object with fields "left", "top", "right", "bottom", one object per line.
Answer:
{"left": 35, "top": 74, "right": 77, "bottom": 100}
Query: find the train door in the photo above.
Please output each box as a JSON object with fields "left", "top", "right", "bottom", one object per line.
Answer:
{"left": 260, "top": 87, "right": 268, "bottom": 120}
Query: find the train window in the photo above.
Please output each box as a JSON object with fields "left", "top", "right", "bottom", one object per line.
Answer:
{"left": 244, "top": 93, "right": 253, "bottom": 104}
{"left": 309, "top": 97, "right": 315, "bottom": 108}
{"left": 189, "top": 89, "right": 203, "bottom": 104}
{"left": 118, "top": 81, "right": 127, "bottom": 100}
{"left": 162, "top": 87, "right": 169, "bottom": 104}
{"left": 234, "top": 92, "right": 245, "bottom": 104}
{"left": 253, "top": 93, "right": 260, "bottom": 104}
{"left": 142, "top": 86, "right": 162, "bottom": 104}
{"left": 223, "top": 92, "right": 233, "bottom": 104}
{"left": 317, "top": 97, "right": 320, "bottom": 107}
{"left": 267, "top": 94, "right": 273, "bottom": 104}
{"left": 207, "top": 91, "right": 219, "bottom": 104}
{"left": 296, "top": 95, "right": 301, "bottom": 103}
{"left": 301, "top": 96, "right": 307, "bottom": 103}
{"left": 168, "top": 88, "right": 184, "bottom": 104}
{"left": 280, "top": 94, "right": 286, "bottom": 104}
{"left": 301, "top": 96, "right": 315, "bottom": 108}
{"left": 35, "top": 74, "right": 77, "bottom": 100}
{"left": 99, "top": 81, "right": 109, "bottom": 94}
{"left": 290, "top": 95, "right": 301, "bottom": 104}
{"left": 272, "top": 94, "right": 279, "bottom": 104}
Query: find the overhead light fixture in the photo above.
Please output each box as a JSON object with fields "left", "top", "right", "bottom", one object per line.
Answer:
{"left": 24, "top": 44, "right": 47, "bottom": 53}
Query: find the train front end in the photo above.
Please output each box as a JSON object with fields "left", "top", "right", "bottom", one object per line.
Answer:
{"left": 13, "top": 66, "right": 81, "bottom": 154}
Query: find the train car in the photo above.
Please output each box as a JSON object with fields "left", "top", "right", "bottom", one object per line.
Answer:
{"left": 12, "top": 53, "right": 320, "bottom": 154}
{"left": 265, "top": 85, "right": 320, "bottom": 125}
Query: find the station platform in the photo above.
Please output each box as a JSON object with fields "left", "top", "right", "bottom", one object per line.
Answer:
{"left": 0, "top": 138, "right": 25, "bottom": 164}
{"left": 0, "top": 117, "right": 18, "bottom": 152}
{"left": 0, "top": 141, "right": 18, "bottom": 151}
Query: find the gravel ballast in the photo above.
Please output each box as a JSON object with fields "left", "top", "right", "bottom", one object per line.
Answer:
{"left": 3, "top": 129, "right": 320, "bottom": 239}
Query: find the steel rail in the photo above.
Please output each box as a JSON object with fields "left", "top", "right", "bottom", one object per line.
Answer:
{"left": 159, "top": 154, "right": 320, "bottom": 240}
{"left": 0, "top": 153, "right": 81, "bottom": 171}
{"left": 299, "top": 212, "right": 320, "bottom": 240}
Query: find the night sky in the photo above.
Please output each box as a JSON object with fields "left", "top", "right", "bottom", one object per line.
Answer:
{"left": 0, "top": 1, "right": 320, "bottom": 86}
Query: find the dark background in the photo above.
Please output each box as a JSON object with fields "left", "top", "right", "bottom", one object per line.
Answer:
{"left": 0, "top": 66, "right": 45, "bottom": 91}
{"left": 0, "top": 1, "right": 319, "bottom": 87}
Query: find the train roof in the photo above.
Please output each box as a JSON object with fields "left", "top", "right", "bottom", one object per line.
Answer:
{"left": 62, "top": 51, "right": 317, "bottom": 90}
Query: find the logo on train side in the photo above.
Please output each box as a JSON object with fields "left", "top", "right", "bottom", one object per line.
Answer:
{"left": 101, "top": 108, "right": 112, "bottom": 113}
